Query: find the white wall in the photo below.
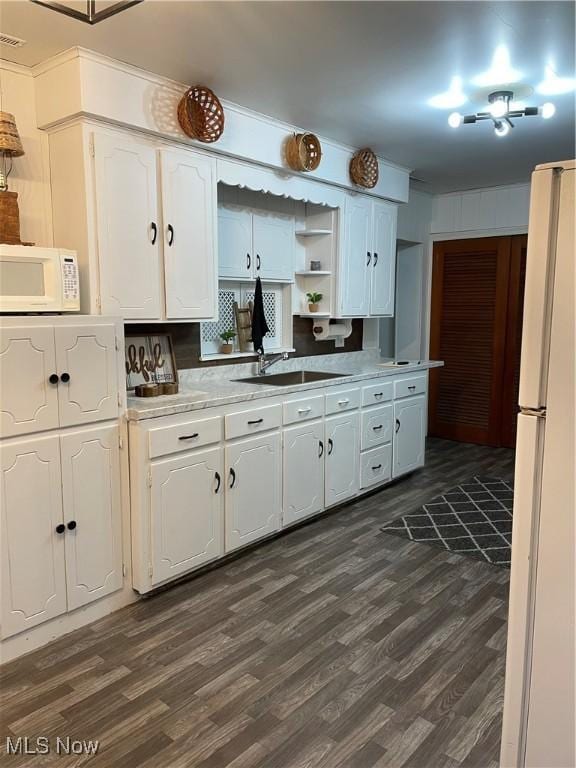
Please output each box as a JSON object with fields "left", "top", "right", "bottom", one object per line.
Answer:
{"left": 0, "top": 61, "right": 53, "bottom": 246}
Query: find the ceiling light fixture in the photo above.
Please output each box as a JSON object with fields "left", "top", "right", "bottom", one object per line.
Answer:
{"left": 449, "top": 90, "right": 554, "bottom": 137}
{"left": 473, "top": 45, "right": 522, "bottom": 87}
{"left": 428, "top": 76, "right": 467, "bottom": 109}
{"left": 30, "top": 0, "right": 143, "bottom": 25}
{"left": 536, "top": 65, "right": 576, "bottom": 96}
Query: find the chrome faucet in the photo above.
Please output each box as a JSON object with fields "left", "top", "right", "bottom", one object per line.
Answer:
{"left": 257, "top": 351, "right": 289, "bottom": 376}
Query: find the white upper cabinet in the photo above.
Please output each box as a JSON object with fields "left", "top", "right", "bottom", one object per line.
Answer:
{"left": 218, "top": 205, "right": 253, "bottom": 280}
{"left": 0, "top": 325, "right": 59, "bottom": 438}
{"left": 60, "top": 424, "right": 123, "bottom": 610}
{"left": 93, "top": 132, "right": 162, "bottom": 320}
{"left": 160, "top": 149, "right": 218, "bottom": 320}
{"left": 339, "top": 195, "right": 398, "bottom": 318}
{"left": 1, "top": 435, "right": 67, "bottom": 638}
{"left": 55, "top": 324, "right": 119, "bottom": 428}
{"left": 370, "top": 200, "right": 397, "bottom": 316}
{"left": 218, "top": 205, "right": 294, "bottom": 282}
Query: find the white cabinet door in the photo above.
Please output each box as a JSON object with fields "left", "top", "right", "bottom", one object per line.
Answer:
{"left": 93, "top": 132, "right": 161, "bottom": 319}
{"left": 225, "top": 432, "right": 281, "bottom": 551}
{"left": 150, "top": 446, "right": 223, "bottom": 585}
{"left": 340, "top": 196, "right": 371, "bottom": 316}
{"left": 370, "top": 201, "right": 397, "bottom": 316}
{"left": 0, "top": 326, "right": 59, "bottom": 438}
{"left": 60, "top": 425, "right": 123, "bottom": 610}
{"left": 252, "top": 210, "right": 294, "bottom": 281}
{"left": 54, "top": 324, "right": 118, "bottom": 428}
{"left": 325, "top": 412, "right": 360, "bottom": 507}
{"left": 283, "top": 421, "right": 324, "bottom": 527}
{"left": 218, "top": 205, "right": 253, "bottom": 280}
{"left": 393, "top": 396, "right": 426, "bottom": 478}
{"left": 0, "top": 435, "right": 66, "bottom": 638}
{"left": 161, "top": 149, "right": 218, "bottom": 319}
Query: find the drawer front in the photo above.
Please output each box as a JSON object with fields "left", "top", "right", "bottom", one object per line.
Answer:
{"left": 149, "top": 415, "right": 222, "bottom": 459}
{"left": 225, "top": 403, "right": 282, "bottom": 440}
{"left": 360, "top": 445, "right": 392, "bottom": 490}
{"left": 325, "top": 387, "right": 361, "bottom": 415}
{"left": 394, "top": 374, "right": 427, "bottom": 400}
{"left": 361, "top": 404, "right": 394, "bottom": 450}
{"left": 283, "top": 395, "right": 324, "bottom": 425}
{"left": 362, "top": 381, "right": 394, "bottom": 407}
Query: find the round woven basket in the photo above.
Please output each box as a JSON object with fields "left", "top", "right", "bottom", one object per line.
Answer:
{"left": 350, "top": 148, "right": 379, "bottom": 188}
{"left": 285, "top": 132, "right": 322, "bottom": 172}
{"left": 177, "top": 86, "right": 225, "bottom": 143}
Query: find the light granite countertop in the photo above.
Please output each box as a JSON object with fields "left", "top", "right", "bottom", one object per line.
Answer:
{"left": 126, "top": 351, "right": 444, "bottom": 422}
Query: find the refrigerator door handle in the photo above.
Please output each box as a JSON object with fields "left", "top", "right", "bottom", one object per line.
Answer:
{"left": 519, "top": 407, "right": 547, "bottom": 418}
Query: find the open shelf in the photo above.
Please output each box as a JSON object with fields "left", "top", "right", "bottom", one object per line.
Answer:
{"left": 298, "top": 312, "right": 331, "bottom": 318}
{"left": 295, "top": 229, "right": 333, "bottom": 237}
{"left": 295, "top": 270, "right": 332, "bottom": 277}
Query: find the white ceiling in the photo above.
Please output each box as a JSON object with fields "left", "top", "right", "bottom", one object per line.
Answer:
{"left": 1, "top": 1, "right": 574, "bottom": 192}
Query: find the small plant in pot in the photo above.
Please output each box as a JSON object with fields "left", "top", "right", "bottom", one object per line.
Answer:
{"left": 306, "top": 292, "right": 323, "bottom": 313}
{"left": 219, "top": 329, "right": 236, "bottom": 354}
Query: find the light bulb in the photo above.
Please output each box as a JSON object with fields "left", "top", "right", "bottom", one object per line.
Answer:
{"left": 494, "top": 120, "right": 510, "bottom": 137}
{"left": 448, "top": 112, "right": 463, "bottom": 128}
{"left": 541, "top": 102, "right": 556, "bottom": 119}
{"left": 489, "top": 100, "right": 508, "bottom": 118}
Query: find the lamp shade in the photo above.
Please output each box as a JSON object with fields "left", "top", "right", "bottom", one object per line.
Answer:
{"left": 0, "top": 113, "right": 24, "bottom": 157}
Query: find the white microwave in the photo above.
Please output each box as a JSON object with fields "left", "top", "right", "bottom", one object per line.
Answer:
{"left": 0, "top": 245, "right": 80, "bottom": 313}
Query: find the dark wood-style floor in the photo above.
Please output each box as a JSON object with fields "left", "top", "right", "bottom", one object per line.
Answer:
{"left": 0, "top": 438, "right": 515, "bottom": 768}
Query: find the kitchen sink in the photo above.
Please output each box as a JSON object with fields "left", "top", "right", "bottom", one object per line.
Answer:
{"left": 234, "top": 370, "right": 348, "bottom": 386}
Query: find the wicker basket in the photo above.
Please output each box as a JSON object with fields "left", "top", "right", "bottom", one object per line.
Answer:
{"left": 350, "top": 148, "right": 379, "bottom": 188}
{"left": 285, "top": 132, "right": 322, "bottom": 172}
{"left": 0, "top": 191, "right": 21, "bottom": 245}
{"left": 177, "top": 86, "right": 225, "bottom": 143}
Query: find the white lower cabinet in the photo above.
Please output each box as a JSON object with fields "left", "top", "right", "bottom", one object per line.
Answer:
{"left": 150, "top": 446, "right": 223, "bottom": 585}
{"left": 283, "top": 420, "right": 324, "bottom": 527}
{"left": 393, "top": 395, "right": 426, "bottom": 478}
{"left": 325, "top": 412, "right": 360, "bottom": 507}
{"left": 1, "top": 425, "right": 123, "bottom": 639}
{"left": 360, "top": 444, "right": 392, "bottom": 490}
{"left": 225, "top": 432, "right": 281, "bottom": 551}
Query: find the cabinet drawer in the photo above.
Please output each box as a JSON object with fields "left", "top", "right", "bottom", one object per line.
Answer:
{"left": 283, "top": 395, "right": 324, "bottom": 425}
{"left": 360, "top": 445, "right": 392, "bottom": 490}
{"left": 362, "top": 381, "right": 394, "bottom": 407}
{"left": 325, "top": 387, "right": 360, "bottom": 415}
{"left": 148, "top": 415, "right": 222, "bottom": 459}
{"left": 394, "top": 374, "right": 427, "bottom": 400}
{"left": 225, "top": 404, "right": 282, "bottom": 440}
{"left": 361, "top": 404, "right": 393, "bottom": 450}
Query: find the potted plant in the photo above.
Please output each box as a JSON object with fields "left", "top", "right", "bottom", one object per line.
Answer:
{"left": 306, "top": 292, "right": 323, "bottom": 313}
{"left": 219, "top": 329, "right": 236, "bottom": 354}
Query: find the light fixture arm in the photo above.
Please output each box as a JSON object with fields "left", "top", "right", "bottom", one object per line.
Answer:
{"left": 30, "top": 0, "right": 143, "bottom": 25}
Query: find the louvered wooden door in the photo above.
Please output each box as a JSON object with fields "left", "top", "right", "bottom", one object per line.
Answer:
{"left": 429, "top": 236, "right": 527, "bottom": 447}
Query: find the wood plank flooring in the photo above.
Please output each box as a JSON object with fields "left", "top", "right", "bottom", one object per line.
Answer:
{"left": 0, "top": 438, "right": 515, "bottom": 768}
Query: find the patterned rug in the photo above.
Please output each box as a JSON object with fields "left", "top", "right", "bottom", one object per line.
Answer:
{"left": 381, "top": 477, "right": 514, "bottom": 567}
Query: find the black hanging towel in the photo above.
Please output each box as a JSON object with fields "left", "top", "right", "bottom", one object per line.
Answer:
{"left": 251, "top": 277, "right": 269, "bottom": 354}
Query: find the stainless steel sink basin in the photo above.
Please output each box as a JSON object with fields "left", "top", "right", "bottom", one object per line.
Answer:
{"left": 234, "top": 370, "right": 348, "bottom": 386}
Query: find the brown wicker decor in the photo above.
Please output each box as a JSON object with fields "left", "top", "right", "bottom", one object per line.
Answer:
{"left": 0, "top": 191, "right": 21, "bottom": 245}
{"left": 177, "top": 86, "right": 225, "bottom": 143}
{"left": 285, "top": 132, "right": 322, "bottom": 172}
{"left": 350, "top": 148, "right": 379, "bottom": 188}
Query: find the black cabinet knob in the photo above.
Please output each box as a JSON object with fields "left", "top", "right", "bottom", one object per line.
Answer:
{"left": 55, "top": 523, "right": 65, "bottom": 534}
{"left": 67, "top": 520, "right": 77, "bottom": 530}
{"left": 60, "top": 372, "right": 70, "bottom": 383}
{"left": 49, "top": 374, "right": 59, "bottom": 384}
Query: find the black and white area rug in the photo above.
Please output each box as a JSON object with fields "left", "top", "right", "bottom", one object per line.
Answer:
{"left": 382, "top": 477, "right": 514, "bottom": 567}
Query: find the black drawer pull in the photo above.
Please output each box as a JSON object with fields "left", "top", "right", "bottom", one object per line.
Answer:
{"left": 373, "top": 425, "right": 383, "bottom": 431}
{"left": 256, "top": 254, "right": 261, "bottom": 271}
{"left": 49, "top": 373, "right": 59, "bottom": 384}
{"left": 60, "top": 372, "right": 70, "bottom": 383}
{"left": 67, "top": 520, "right": 77, "bottom": 531}
{"left": 373, "top": 253, "right": 378, "bottom": 266}
{"left": 373, "top": 392, "right": 383, "bottom": 398}
{"left": 55, "top": 523, "right": 65, "bottom": 534}
{"left": 408, "top": 385, "right": 416, "bottom": 391}
{"left": 247, "top": 253, "right": 251, "bottom": 270}
{"left": 366, "top": 251, "right": 372, "bottom": 266}
{"left": 328, "top": 438, "right": 334, "bottom": 455}
{"left": 178, "top": 433, "right": 199, "bottom": 440}
{"left": 248, "top": 418, "right": 263, "bottom": 425}
{"left": 214, "top": 471, "right": 221, "bottom": 493}
{"left": 167, "top": 224, "right": 174, "bottom": 246}
{"left": 229, "top": 468, "right": 236, "bottom": 488}
{"left": 318, "top": 440, "right": 324, "bottom": 458}
{"left": 372, "top": 464, "right": 382, "bottom": 471}
{"left": 395, "top": 419, "right": 401, "bottom": 433}
{"left": 150, "top": 222, "right": 157, "bottom": 245}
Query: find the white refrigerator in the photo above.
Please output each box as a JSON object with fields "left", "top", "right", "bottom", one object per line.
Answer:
{"left": 500, "top": 160, "right": 575, "bottom": 768}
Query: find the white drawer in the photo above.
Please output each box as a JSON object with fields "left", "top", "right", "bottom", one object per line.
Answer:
{"left": 362, "top": 380, "right": 394, "bottom": 407}
{"left": 394, "top": 374, "right": 427, "bottom": 400}
{"left": 361, "top": 404, "right": 393, "bottom": 450}
{"left": 325, "top": 387, "right": 361, "bottom": 415}
{"left": 225, "top": 403, "right": 282, "bottom": 440}
{"left": 148, "top": 415, "right": 222, "bottom": 459}
{"left": 360, "top": 445, "right": 392, "bottom": 489}
{"left": 283, "top": 395, "right": 324, "bottom": 425}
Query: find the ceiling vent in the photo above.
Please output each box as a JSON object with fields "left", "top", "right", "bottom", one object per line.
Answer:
{"left": 0, "top": 33, "right": 27, "bottom": 48}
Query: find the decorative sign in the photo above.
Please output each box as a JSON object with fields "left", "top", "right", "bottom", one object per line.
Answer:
{"left": 125, "top": 334, "right": 178, "bottom": 391}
